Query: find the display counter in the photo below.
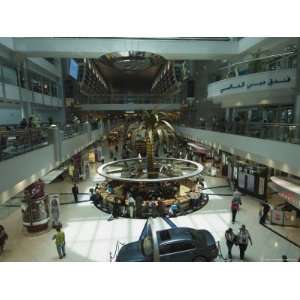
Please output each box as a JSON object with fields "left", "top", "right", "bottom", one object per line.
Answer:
{"left": 21, "top": 194, "right": 49, "bottom": 233}
{"left": 94, "top": 182, "right": 207, "bottom": 218}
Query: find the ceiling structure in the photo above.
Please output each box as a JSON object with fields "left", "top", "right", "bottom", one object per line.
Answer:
{"left": 3, "top": 37, "right": 294, "bottom": 60}
{"left": 1, "top": 37, "right": 295, "bottom": 95}
{"left": 95, "top": 51, "right": 165, "bottom": 93}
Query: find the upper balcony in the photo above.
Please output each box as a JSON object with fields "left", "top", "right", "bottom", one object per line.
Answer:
{"left": 77, "top": 94, "right": 183, "bottom": 111}
{"left": 207, "top": 68, "right": 296, "bottom": 108}
{"left": 0, "top": 81, "right": 64, "bottom": 108}
{"left": 0, "top": 122, "right": 104, "bottom": 204}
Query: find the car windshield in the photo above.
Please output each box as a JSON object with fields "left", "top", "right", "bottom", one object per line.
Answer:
{"left": 141, "top": 236, "right": 154, "bottom": 257}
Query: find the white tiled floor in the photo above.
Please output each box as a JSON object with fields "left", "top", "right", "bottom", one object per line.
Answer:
{"left": 1, "top": 174, "right": 299, "bottom": 262}
{"left": 1, "top": 142, "right": 300, "bottom": 262}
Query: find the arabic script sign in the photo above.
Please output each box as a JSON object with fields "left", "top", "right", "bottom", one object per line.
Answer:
{"left": 220, "top": 76, "right": 291, "bottom": 94}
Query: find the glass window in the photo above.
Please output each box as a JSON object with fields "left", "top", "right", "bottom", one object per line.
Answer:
{"left": 142, "top": 236, "right": 154, "bottom": 257}
{"left": 2, "top": 65, "right": 18, "bottom": 85}
{"left": 160, "top": 241, "right": 195, "bottom": 254}
{"left": 42, "top": 80, "right": 50, "bottom": 95}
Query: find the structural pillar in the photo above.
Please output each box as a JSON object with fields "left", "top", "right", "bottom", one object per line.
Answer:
{"left": 21, "top": 101, "right": 32, "bottom": 119}
{"left": 47, "top": 125, "right": 62, "bottom": 164}
{"left": 83, "top": 121, "right": 92, "bottom": 142}
{"left": 225, "top": 108, "right": 231, "bottom": 122}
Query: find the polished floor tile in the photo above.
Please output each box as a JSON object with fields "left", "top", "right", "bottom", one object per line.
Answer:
{"left": 1, "top": 144, "right": 299, "bottom": 262}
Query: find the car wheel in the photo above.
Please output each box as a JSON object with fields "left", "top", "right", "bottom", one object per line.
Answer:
{"left": 193, "top": 256, "right": 207, "bottom": 262}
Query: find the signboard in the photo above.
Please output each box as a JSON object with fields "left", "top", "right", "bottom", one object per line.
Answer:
{"left": 208, "top": 69, "right": 296, "bottom": 98}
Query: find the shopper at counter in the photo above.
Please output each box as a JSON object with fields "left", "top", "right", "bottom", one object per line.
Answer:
{"left": 106, "top": 183, "right": 114, "bottom": 194}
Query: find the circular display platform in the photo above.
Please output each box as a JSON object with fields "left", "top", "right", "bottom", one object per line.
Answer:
{"left": 97, "top": 157, "right": 204, "bottom": 183}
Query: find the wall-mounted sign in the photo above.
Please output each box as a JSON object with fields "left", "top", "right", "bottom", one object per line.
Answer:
{"left": 220, "top": 76, "right": 291, "bottom": 94}
{"left": 208, "top": 69, "right": 296, "bottom": 99}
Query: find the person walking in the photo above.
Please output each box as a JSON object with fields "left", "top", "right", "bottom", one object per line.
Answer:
{"left": 72, "top": 183, "right": 79, "bottom": 203}
{"left": 225, "top": 228, "right": 236, "bottom": 260}
{"left": 0, "top": 225, "right": 8, "bottom": 255}
{"left": 52, "top": 227, "right": 66, "bottom": 259}
{"left": 128, "top": 194, "right": 136, "bottom": 218}
{"left": 233, "top": 189, "right": 242, "bottom": 205}
{"left": 231, "top": 199, "right": 240, "bottom": 224}
{"left": 237, "top": 225, "right": 252, "bottom": 261}
{"left": 260, "top": 201, "right": 271, "bottom": 224}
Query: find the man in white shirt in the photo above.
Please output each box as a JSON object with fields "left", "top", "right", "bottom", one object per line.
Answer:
{"left": 128, "top": 195, "right": 136, "bottom": 218}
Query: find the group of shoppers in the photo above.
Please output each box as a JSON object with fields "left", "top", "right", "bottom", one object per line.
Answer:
{"left": 226, "top": 189, "right": 253, "bottom": 260}
{"left": 225, "top": 225, "right": 253, "bottom": 261}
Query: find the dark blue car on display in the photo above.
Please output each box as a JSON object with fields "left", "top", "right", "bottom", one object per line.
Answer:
{"left": 116, "top": 227, "right": 218, "bottom": 262}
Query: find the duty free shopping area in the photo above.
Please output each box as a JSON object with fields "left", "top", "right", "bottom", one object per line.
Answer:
{"left": 0, "top": 37, "right": 300, "bottom": 262}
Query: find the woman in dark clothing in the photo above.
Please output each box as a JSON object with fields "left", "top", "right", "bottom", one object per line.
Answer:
{"left": 0, "top": 225, "right": 8, "bottom": 254}
{"left": 260, "top": 201, "right": 270, "bottom": 224}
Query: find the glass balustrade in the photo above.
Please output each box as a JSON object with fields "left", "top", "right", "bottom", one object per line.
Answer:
{"left": 177, "top": 119, "right": 300, "bottom": 145}
{"left": 0, "top": 122, "right": 103, "bottom": 162}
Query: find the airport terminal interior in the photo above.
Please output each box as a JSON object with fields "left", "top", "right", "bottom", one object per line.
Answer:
{"left": 1, "top": 37, "right": 300, "bottom": 262}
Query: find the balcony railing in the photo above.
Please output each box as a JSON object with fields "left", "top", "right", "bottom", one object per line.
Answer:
{"left": 177, "top": 120, "right": 300, "bottom": 145}
{"left": 80, "top": 93, "right": 182, "bottom": 105}
{"left": 0, "top": 122, "right": 103, "bottom": 162}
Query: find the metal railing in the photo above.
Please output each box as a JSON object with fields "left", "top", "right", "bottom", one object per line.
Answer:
{"left": 0, "top": 121, "right": 102, "bottom": 162}
{"left": 83, "top": 93, "right": 182, "bottom": 105}
{"left": 177, "top": 120, "right": 300, "bottom": 145}
{"left": 62, "top": 123, "right": 86, "bottom": 139}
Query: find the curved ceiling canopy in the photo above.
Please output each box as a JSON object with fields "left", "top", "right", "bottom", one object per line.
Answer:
{"left": 99, "top": 51, "right": 165, "bottom": 73}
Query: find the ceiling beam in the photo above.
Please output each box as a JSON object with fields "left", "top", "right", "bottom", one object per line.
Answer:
{"left": 12, "top": 37, "right": 239, "bottom": 60}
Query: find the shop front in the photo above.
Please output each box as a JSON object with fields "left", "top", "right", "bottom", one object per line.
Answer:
{"left": 222, "top": 151, "right": 268, "bottom": 200}
{"left": 269, "top": 176, "right": 300, "bottom": 227}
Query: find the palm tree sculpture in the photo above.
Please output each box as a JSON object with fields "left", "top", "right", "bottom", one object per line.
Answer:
{"left": 129, "top": 111, "right": 176, "bottom": 178}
